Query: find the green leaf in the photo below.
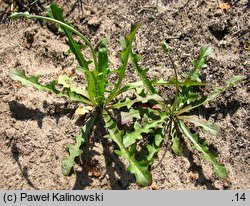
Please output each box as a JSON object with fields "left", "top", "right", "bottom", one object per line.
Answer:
{"left": 146, "top": 144, "right": 160, "bottom": 163}
{"left": 169, "top": 121, "right": 183, "bottom": 155}
{"left": 178, "top": 120, "right": 227, "bottom": 178}
{"left": 9, "top": 70, "right": 93, "bottom": 104}
{"left": 11, "top": 4, "right": 97, "bottom": 68}
{"left": 115, "top": 81, "right": 144, "bottom": 97}
{"left": 49, "top": 3, "right": 91, "bottom": 70}
{"left": 205, "top": 75, "right": 245, "bottom": 104}
{"left": 58, "top": 75, "right": 89, "bottom": 98}
{"left": 120, "top": 108, "right": 141, "bottom": 125}
{"left": 61, "top": 115, "right": 96, "bottom": 176}
{"left": 123, "top": 111, "right": 166, "bottom": 147}
{"left": 112, "top": 91, "right": 164, "bottom": 109}
{"left": 10, "top": 11, "right": 30, "bottom": 19}
{"left": 154, "top": 129, "right": 165, "bottom": 147}
{"left": 130, "top": 52, "right": 157, "bottom": 95}
{"left": 9, "top": 70, "right": 57, "bottom": 92}
{"left": 188, "top": 45, "right": 212, "bottom": 82}
{"left": 48, "top": 4, "right": 99, "bottom": 106}
{"left": 178, "top": 115, "right": 220, "bottom": 135}
{"left": 102, "top": 110, "right": 152, "bottom": 186}
{"left": 127, "top": 157, "right": 152, "bottom": 186}
{"left": 177, "top": 75, "right": 245, "bottom": 115}
{"left": 106, "top": 23, "right": 141, "bottom": 103}
{"left": 154, "top": 79, "right": 205, "bottom": 87}
{"left": 112, "top": 97, "right": 136, "bottom": 109}
{"left": 145, "top": 129, "right": 165, "bottom": 164}
{"left": 95, "top": 36, "right": 110, "bottom": 105}
{"left": 171, "top": 135, "right": 183, "bottom": 156}
{"left": 162, "top": 41, "right": 171, "bottom": 54}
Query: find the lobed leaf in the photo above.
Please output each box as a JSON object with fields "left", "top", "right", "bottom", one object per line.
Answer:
{"left": 120, "top": 108, "right": 141, "bottom": 125}
{"left": 205, "top": 75, "right": 245, "bottom": 104}
{"left": 115, "top": 81, "right": 144, "bottom": 97}
{"left": 112, "top": 91, "right": 163, "bottom": 110}
{"left": 154, "top": 128, "right": 165, "bottom": 147}
{"left": 145, "top": 128, "right": 165, "bottom": 164}
{"left": 61, "top": 115, "right": 96, "bottom": 176}
{"left": 178, "top": 120, "right": 227, "bottom": 178}
{"left": 178, "top": 115, "right": 220, "bottom": 136}
{"left": 123, "top": 111, "right": 167, "bottom": 148}
{"left": 169, "top": 121, "right": 183, "bottom": 155}
{"left": 58, "top": 75, "right": 89, "bottom": 98}
{"left": 188, "top": 45, "right": 212, "bottom": 82}
{"left": 9, "top": 70, "right": 93, "bottom": 104}
{"left": 154, "top": 78, "right": 205, "bottom": 87}
{"left": 130, "top": 52, "right": 157, "bottom": 94}
{"left": 177, "top": 75, "right": 245, "bottom": 115}
{"left": 102, "top": 110, "right": 152, "bottom": 186}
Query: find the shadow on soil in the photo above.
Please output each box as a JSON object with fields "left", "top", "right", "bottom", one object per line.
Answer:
{"left": 73, "top": 117, "right": 134, "bottom": 190}
{"left": 9, "top": 100, "right": 134, "bottom": 189}
{"left": 9, "top": 101, "right": 46, "bottom": 128}
{"left": 72, "top": 139, "right": 134, "bottom": 190}
{"left": 201, "top": 98, "right": 242, "bottom": 120}
{"left": 8, "top": 100, "right": 75, "bottom": 128}
{"left": 9, "top": 98, "right": 238, "bottom": 189}
{"left": 11, "top": 143, "right": 39, "bottom": 189}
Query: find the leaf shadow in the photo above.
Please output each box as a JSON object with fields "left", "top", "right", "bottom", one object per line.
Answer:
{"left": 8, "top": 100, "right": 76, "bottom": 128}
{"left": 72, "top": 114, "right": 134, "bottom": 189}
{"left": 71, "top": 146, "right": 99, "bottom": 190}
{"left": 0, "top": 4, "right": 10, "bottom": 23}
{"left": 9, "top": 101, "right": 134, "bottom": 189}
{"left": 9, "top": 100, "right": 45, "bottom": 128}
{"left": 181, "top": 139, "right": 219, "bottom": 190}
{"left": 11, "top": 142, "right": 39, "bottom": 189}
{"left": 201, "top": 98, "right": 242, "bottom": 120}
{"left": 102, "top": 137, "right": 135, "bottom": 189}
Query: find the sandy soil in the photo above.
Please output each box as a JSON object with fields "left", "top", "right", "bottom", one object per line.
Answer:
{"left": 0, "top": 0, "right": 249, "bottom": 189}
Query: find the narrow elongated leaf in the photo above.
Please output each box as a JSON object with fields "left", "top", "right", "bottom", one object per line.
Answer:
{"left": 177, "top": 76, "right": 245, "bottom": 115}
{"left": 85, "top": 70, "right": 98, "bottom": 105}
{"left": 48, "top": 4, "right": 100, "bottom": 105}
{"left": 178, "top": 120, "right": 227, "bottom": 178}
{"left": 9, "top": 70, "right": 93, "bottom": 104}
{"left": 58, "top": 75, "right": 89, "bottom": 98}
{"left": 98, "top": 36, "right": 110, "bottom": 72}
{"left": 102, "top": 111, "right": 152, "bottom": 186}
{"left": 169, "top": 121, "right": 183, "bottom": 155}
{"left": 154, "top": 79, "right": 205, "bottom": 87}
{"left": 112, "top": 92, "right": 163, "bottom": 109}
{"left": 49, "top": 3, "right": 91, "bottom": 70}
{"left": 131, "top": 52, "right": 157, "bottom": 94}
{"left": 115, "top": 81, "right": 144, "bottom": 97}
{"left": 106, "top": 23, "right": 141, "bottom": 103}
{"left": 188, "top": 45, "right": 212, "bottom": 82}
{"left": 61, "top": 115, "right": 96, "bottom": 176}
{"left": 178, "top": 115, "right": 220, "bottom": 135}
{"left": 96, "top": 36, "right": 110, "bottom": 105}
